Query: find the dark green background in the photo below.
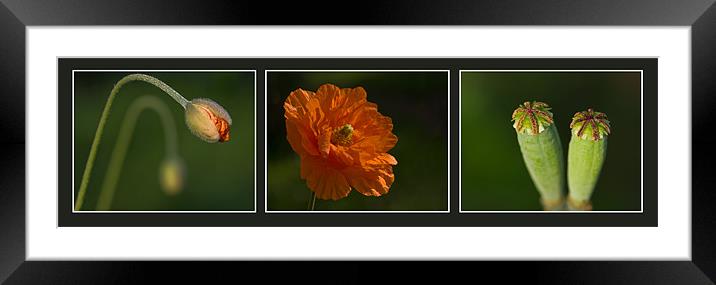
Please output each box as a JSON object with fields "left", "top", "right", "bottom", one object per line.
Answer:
{"left": 461, "top": 72, "right": 642, "bottom": 211}
{"left": 267, "top": 72, "right": 449, "bottom": 211}
{"left": 73, "top": 72, "right": 255, "bottom": 211}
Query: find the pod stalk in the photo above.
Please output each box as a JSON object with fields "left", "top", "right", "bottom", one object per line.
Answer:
{"left": 512, "top": 101, "right": 566, "bottom": 211}
{"left": 567, "top": 108, "right": 611, "bottom": 210}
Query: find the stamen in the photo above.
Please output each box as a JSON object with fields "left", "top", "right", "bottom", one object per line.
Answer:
{"left": 331, "top": 124, "right": 354, "bottom": 146}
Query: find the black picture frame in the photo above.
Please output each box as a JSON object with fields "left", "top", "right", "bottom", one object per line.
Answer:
{"left": 1, "top": 0, "right": 714, "bottom": 283}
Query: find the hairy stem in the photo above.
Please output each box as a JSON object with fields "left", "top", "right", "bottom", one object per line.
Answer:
{"left": 75, "top": 74, "right": 188, "bottom": 211}
{"left": 95, "top": 96, "right": 179, "bottom": 211}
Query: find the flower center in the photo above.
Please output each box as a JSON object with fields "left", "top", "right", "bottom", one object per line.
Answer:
{"left": 331, "top": 124, "right": 354, "bottom": 146}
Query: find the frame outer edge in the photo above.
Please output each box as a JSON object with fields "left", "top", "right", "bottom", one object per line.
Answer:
{"left": 0, "top": 0, "right": 25, "bottom": 283}
{"left": 0, "top": 0, "right": 714, "bottom": 25}
{"left": 3, "top": 0, "right": 715, "bottom": 283}
{"left": 692, "top": 1, "right": 716, "bottom": 282}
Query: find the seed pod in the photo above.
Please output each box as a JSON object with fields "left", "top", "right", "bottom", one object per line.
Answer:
{"left": 512, "top": 101, "right": 565, "bottom": 210}
{"left": 567, "top": 108, "right": 611, "bottom": 211}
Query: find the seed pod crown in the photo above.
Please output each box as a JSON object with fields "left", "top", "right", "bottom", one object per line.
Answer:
{"left": 511, "top": 101, "right": 554, "bottom": 135}
{"left": 570, "top": 108, "right": 611, "bottom": 141}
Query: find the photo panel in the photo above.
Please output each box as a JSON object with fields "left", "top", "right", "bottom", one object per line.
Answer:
{"left": 460, "top": 71, "right": 643, "bottom": 212}
{"left": 68, "top": 68, "right": 257, "bottom": 213}
{"left": 265, "top": 71, "right": 450, "bottom": 212}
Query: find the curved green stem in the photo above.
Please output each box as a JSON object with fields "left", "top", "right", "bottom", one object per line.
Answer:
{"left": 95, "top": 95, "right": 179, "bottom": 211}
{"left": 308, "top": 192, "right": 316, "bottom": 211}
{"left": 75, "top": 74, "right": 188, "bottom": 211}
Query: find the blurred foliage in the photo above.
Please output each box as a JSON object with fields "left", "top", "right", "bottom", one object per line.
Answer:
{"left": 461, "top": 72, "right": 642, "bottom": 211}
{"left": 73, "top": 72, "right": 255, "bottom": 211}
{"left": 267, "top": 72, "right": 449, "bottom": 211}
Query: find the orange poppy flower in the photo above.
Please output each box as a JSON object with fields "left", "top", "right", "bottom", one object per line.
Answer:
{"left": 284, "top": 83, "right": 398, "bottom": 200}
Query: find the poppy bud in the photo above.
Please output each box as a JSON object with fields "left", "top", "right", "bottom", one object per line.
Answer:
{"left": 185, "top": 98, "right": 232, "bottom": 143}
{"left": 159, "top": 156, "right": 185, "bottom": 196}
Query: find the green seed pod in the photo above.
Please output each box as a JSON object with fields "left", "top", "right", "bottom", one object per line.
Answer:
{"left": 512, "top": 101, "right": 565, "bottom": 210}
{"left": 567, "top": 108, "right": 611, "bottom": 211}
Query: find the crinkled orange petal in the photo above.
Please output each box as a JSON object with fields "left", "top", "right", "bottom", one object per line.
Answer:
{"left": 343, "top": 165, "right": 394, "bottom": 197}
{"left": 352, "top": 122, "right": 397, "bottom": 154}
{"left": 341, "top": 102, "right": 397, "bottom": 153}
{"left": 285, "top": 120, "right": 318, "bottom": 156}
{"left": 317, "top": 130, "right": 331, "bottom": 158}
{"left": 301, "top": 155, "right": 351, "bottom": 200}
{"left": 284, "top": 89, "right": 327, "bottom": 156}
{"left": 316, "top": 84, "right": 342, "bottom": 112}
{"left": 329, "top": 145, "right": 358, "bottom": 167}
{"left": 316, "top": 85, "right": 368, "bottom": 122}
{"left": 341, "top": 153, "right": 397, "bottom": 196}
{"left": 373, "top": 153, "right": 398, "bottom": 166}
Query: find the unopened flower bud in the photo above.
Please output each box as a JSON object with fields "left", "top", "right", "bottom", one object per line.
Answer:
{"left": 185, "top": 98, "right": 232, "bottom": 143}
{"left": 160, "top": 156, "right": 185, "bottom": 196}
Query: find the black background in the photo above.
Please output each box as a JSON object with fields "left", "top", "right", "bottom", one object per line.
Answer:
{"left": 1, "top": 0, "right": 714, "bottom": 284}
{"left": 58, "top": 58, "right": 656, "bottom": 227}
